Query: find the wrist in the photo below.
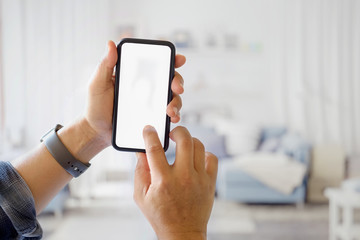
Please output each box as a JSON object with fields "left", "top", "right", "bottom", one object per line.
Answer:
{"left": 157, "top": 232, "right": 206, "bottom": 240}
{"left": 57, "top": 117, "right": 108, "bottom": 164}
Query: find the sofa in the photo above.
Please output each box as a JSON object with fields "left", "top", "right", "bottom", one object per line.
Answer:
{"left": 217, "top": 127, "right": 311, "bottom": 205}
{"left": 166, "top": 124, "right": 310, "bottom": 205}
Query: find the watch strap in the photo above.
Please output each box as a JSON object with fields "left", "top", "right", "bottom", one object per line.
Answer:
{"left": 41, "top": 124, "right": 90, "bottom": 178}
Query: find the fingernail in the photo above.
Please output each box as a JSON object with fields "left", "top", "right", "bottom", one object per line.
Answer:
{"left": 173, "top": 107, "right": 179, "bottom": 116}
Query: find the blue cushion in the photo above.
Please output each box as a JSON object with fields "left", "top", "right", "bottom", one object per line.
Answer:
{"left": 258, "top": 127, "right": 287, "bottom": 149}
{"left": 277, "top": 133, "right": 310, "bottom": 164}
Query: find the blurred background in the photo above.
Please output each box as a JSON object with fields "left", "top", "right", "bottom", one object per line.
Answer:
{"left": 1, "top": 0, "right": 360, "bottom": 239}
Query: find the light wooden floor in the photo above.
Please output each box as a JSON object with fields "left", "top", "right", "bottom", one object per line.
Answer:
{"left": 38, "top": 182, "right": 329, "bottom": 240}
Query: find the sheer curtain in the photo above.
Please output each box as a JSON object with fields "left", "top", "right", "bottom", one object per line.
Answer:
{"left": 1, "top": 0, "right": 112, "bottom": 150}
{"left": 0, "top": 0, "right": 4, "bottom": 153}
{"left": 1, "top": 0, "right": 119, "bottom": 198}
{"left": 282, "top": 0, "right": 360, "bottom": 157}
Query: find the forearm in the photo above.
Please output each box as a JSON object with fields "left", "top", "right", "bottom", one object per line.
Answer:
{"left": 12, "top": 117, "right": 107, "bottom": 214}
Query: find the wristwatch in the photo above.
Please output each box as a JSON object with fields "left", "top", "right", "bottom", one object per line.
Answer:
{"left": 40, "top": 124, "right": 90, "bottom": 178}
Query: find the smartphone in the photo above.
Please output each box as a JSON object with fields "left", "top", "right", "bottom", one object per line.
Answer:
{"left": 112, "top": 38, "right": 176, "bottom": 152}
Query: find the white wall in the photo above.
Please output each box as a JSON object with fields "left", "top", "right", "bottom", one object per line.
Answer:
{"left": 1, "top": 0, "right": 359, "bottom": 158}
{"left": 109, "top": 0, "right": 360, "bottom": 157}
{"left": 109, "top": 0, "right": 287, "bottom": 127}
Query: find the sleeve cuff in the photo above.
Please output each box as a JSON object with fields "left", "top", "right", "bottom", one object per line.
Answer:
{"left": 0, "top": 161, "right": 43, "bottom": 239}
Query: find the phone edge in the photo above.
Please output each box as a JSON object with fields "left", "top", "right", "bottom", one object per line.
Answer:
{"left": 111, "top": 38, "right": 176, "bottom": 153}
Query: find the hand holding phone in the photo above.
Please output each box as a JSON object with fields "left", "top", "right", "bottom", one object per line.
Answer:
{"left": 112, "top": 38, "right": 176, "bottom": 152}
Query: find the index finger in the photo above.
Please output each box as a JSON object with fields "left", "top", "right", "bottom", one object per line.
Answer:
{"left": 143, "top": 125, "right": 170, "bottom": 178}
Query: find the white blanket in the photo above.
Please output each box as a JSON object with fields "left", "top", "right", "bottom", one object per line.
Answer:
{"left": 234, "top": 152, "right": 307, "bottom": 195}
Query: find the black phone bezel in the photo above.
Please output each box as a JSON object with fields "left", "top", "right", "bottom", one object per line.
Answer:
{"left": 111, "top": 38, "right": 176, "bottom": 153}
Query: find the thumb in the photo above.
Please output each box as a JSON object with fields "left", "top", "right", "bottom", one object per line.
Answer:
{"left": 102, "top": 40, "right": 118, "bottom": 72}
{"left": 89, "top": 41, "right": 118, "bottom": 93}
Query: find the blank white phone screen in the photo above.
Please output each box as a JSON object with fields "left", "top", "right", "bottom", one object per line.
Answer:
{"left": 115, "top": 42, "right": 172, "bottom": 150}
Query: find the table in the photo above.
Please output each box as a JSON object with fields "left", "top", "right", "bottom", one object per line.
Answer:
{"left": 325, "top": 188, "right": 360, "bottom": 240}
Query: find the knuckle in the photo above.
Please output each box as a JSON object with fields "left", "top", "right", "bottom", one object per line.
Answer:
{"left": 158, "top": 178, "right": 169, "bottom": 189}
{"left": 197, "top": 175, "right": 207, "bottom": 187}
{"left": 179, "top": 174, "right": 194, "bottom": 187}
{"left": 87, "top": 79, "right": 96, "bottom": 93}
{"left": 180, "top": 137, "right": 193, "bottom": 149}
{"left": 146, "top": 143, "right": 164, "bottom": 154}
{"left": 174, "top": 71, "right": 180, "bottom": 79}
{"left": 133, "top": 190, "right": 141, "bottom": 204}
{"left": 133, "top": 185, "right": 148, "bottom": 204}
{"left": 175, "top": 71, "right": 184, "bottom": 81}
{"left": 157, "top": 176, "right": 172, "bottom": 191}
{"left": 175, "top": 95, "right": 182, "bottom": 106}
